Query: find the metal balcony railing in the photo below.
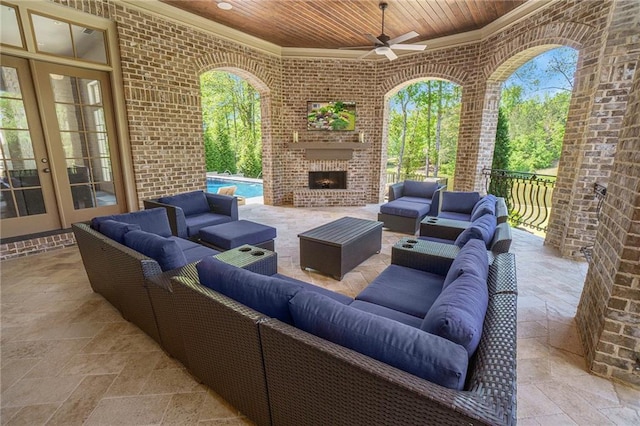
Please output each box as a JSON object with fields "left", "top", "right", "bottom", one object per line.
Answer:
{"left": 482, "top": 168, "right": 556, "bottom": 232}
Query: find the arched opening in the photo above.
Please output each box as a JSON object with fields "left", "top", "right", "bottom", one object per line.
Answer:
{"left": 486, "top": 45, "right": 578, "bottom": 235}
{"left": 383, "top": 78, "right": 462, "bottom": 195}
{"left": 199, "top": 68, "right": 270, "bottom": 204}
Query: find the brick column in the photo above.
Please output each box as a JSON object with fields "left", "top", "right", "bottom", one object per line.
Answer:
{"left": 576, "top": 45, "right": 640, "bottom": 387}
{"left": 546, "top": 0, "right": 636, "bottom": 258}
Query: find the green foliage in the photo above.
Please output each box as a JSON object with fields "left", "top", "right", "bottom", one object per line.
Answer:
{"left": 387, "top": 80, "right": 461, "bottom": 182}
{"left": 492, "top": 108, "right": 510, "bottom": 171}
{"left": 200, "top": 71, "right": 262, "bottom": 175}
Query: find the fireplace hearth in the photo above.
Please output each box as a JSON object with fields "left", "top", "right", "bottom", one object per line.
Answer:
{"left": 308, "top": 171, "right": 347, "bottom": 189}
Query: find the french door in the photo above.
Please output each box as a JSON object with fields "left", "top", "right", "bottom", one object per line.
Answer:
{"left": 0, "top": 55, "right": 125, "bottom": 238}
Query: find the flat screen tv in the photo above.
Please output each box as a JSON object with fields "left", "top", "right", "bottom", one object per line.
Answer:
{"left": 307, "top": 101, "right": 356, "bottom": 131}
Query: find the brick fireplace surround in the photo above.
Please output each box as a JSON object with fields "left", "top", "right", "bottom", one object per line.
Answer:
{"left": 1, "top": 0, "right": 638, "bottom": 388}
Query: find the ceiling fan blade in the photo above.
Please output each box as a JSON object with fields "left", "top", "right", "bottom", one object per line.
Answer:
{"left": 364, "top": 33, "right": 383, "bottom": 45}
{"left": 358, "top": 49, "right": 376, "bottom": 60}
{"left": 390, "top": 43, "right": 427, "bottom": 51}
{"left": 384, "top": 49, "right": 398, "bottom": 61}
{"left": 387, "top": 31, "right": 419, "bottom": 46}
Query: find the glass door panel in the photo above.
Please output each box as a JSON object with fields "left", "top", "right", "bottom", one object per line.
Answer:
{"left": 0, "top": 55, "right": 60, "bottom": 238}
{"left": 33, "top": 61, "right": 123, "bottom": 224}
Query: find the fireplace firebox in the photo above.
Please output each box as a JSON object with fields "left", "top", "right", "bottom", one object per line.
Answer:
{"left": 308, "top": 171, "right": 347, "bottom": 189}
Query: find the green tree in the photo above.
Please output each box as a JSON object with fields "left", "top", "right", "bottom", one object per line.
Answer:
{"left": 489, "top": 108, "right": 512, "bottom": 201}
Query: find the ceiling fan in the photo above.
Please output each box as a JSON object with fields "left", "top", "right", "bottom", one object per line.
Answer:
{"left": 343, "top": 2, "right": 427, "bottom": 61}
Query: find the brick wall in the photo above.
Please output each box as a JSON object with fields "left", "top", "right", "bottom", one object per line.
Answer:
{"left": 576, "top": 0, "right": 640, "bottom": 388}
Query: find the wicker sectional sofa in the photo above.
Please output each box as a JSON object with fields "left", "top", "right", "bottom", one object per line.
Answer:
{"left": 74, "top": 213, "right": 518, "bottom": 426}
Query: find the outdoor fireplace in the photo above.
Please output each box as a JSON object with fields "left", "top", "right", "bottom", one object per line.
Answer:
{"left": 308, "top": 171, "right": 347, "bottom": 189}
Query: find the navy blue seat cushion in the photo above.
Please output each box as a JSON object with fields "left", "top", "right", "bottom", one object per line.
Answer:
{"left": 356, "top": 265, "right": 444, "bottom": 318}
{"left": 185, "top": 213, "right": 232, "bottom": 238}
{"left": 350, "top": 300, "right": 423, "bottom": 328}
{"left": 159, "top": 190, "right": 210, "bottom": 216}
{"left": 421, "top": 271, "right": 489, "bottom": 356}
{"left": 290, "top": 291, "right": 469, "bottom": 390}
{"left": 441, "top": 191, "right": 480, "bottom": 214}
{"left": 199, "top": 220, "right": 277, "bottom": 250}
{"left": 168, "top": 236, "right": 219, "bottom": 263}
{"left": 196, "top": 257, "right": 352, "bottom": 324}
{"left": 124, "top": 230, "right": 187, "bottom": 272}
{"left": 403, "top": 180, "right": 438, "bottom": 199}
{"left": 99, "top": 219, "right": 141, "bottom": 244}
{"left": 470, "top": 195, "right": 497, "bottom": 222}
{"left": 380, "top": 200, "right": 431, "bottom": 218}
{"left": 91, "top": 208, "right": 172, "bottom": 237}
{"left": 397, "top": 196, "right": 432, "bottom": 205}
{"left": 454, "top": 214, "right": 497, "bottom": 248}
{"left": 437, "top": 211, "right": 472, "bottom": 222}
{"left": 443, "top": 239, "right": 489, "bottom": 288}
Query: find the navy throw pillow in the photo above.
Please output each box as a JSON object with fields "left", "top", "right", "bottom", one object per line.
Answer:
{"left": 453, "top": 226, "right": 483, "bottom": 248}
{"left": 99, "top": 219, "right": 141, "bottom": 244}
{"left": 124, "top": 230, "right": 187, "bottom": 272}
{"left": 403, "top": 180, "right": 438, "bottom": 199}
{"left": 470, "top": 197, "right": 496, "bottom": 222}
{"left": 443, "top": 239, "right": 489, "bottom": 289}
{"left": 421, "top": 271, "right": 489, "bottom": 356}
{"left": 197, "top": 256, "right": 302, "bottom": 324}
{"left": 159, "top": 191, "right": 209, "bottom": 216}
{"left": 441, "top": 191, "right": 481, "bottom": 214}
{"left": 91, "top": 208, "right": 172, "bottom": 237}
{"left": 290, "top": 291, "right": 469, "bottom": 390}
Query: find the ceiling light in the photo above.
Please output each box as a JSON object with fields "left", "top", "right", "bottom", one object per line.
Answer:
{"left": 217, "top": 2, "right": 232, "bottom": 10}
{"left": 375, "top": 46, "right": 390, "bottom": 55}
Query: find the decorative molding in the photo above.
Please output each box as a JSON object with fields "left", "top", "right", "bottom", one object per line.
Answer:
{"left": 286, "top": 142, "right": 370, "bottom": 160}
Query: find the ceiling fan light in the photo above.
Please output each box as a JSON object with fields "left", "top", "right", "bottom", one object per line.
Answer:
{"left": 375, "top": 46, "right": 390, "bottom": 55}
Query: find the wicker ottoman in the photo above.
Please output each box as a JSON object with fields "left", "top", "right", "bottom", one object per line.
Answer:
{"left": 199, "top": 220, "right": 276, "bottom": 251}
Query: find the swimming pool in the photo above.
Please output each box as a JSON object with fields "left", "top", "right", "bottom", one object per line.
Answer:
{"left": 206, "top": 177, "right": 264, "bottom": 198}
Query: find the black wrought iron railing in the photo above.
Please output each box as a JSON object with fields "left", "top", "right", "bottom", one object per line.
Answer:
{"left": 579, "top": 182, "right": 607, "bottom": 262}
{"left": 482, "top": 168, "right": 557, "bottom": 232}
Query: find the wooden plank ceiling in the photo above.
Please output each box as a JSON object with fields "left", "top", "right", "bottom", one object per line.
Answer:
{"left": 159, "top": 0, "right": 529, "bottom": 49}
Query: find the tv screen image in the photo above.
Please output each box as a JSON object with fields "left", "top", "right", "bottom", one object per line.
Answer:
{"left": 307, "top": 101, "right": 356, "bottom": 131}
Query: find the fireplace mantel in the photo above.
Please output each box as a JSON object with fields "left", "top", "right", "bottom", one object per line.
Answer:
{"left": 286, "top": 142, "right": 370, "bottom": 160}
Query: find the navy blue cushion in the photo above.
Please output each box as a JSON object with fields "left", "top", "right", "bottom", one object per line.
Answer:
{"left": 443, "top": 239, "right": 489, "bottom": 289}
{"left": 397, "top": 196, "right": 432, "bottom": 205}
{"left": 453, "top": 225, "right": 484, "bottom": 248}
{"left": 199, "top": 220, "right": 276, "bottom": 250}
{"left": 185, "top": 213, "right": 232, "bottom": 238}
{"left": 380, "top": 200, "right": 430, "bottom": 218}
{"left": 473, "top": 214, "right": 497, "bottom": 246}
{"left": 159, "top": 191, "right": 210, "bottom": 216}
{"left": 421, "top": 271, "right": 489, "bottom": 356}
{"left": 197, "top": 257, "right": 302, "bottom": 324}
{"left": 290, "top": 291, "right": 469, "bottom": 390}
{"left": 168, "top": 236, "right": 219, "bottom": 263}
{"left": 124, "top": 230, "right": 187, "bottom": 272}
{"left": 275, "top": 274, "right": 354, "bottom": 305}
{"left": 437, "top": 211, "right": 472, "bottom": 221}
{"left": 92, "top": 208, "right": 173, "bottom": 237}
{"left": 350, "top": 300, "right": 423, "bottom": 328}
{"left": 356, "top": 265, "right": 444, "bottom": 318}
{"left": 403, "top": 180, "right": 438, "bottom": 199}
{"left": 99, "top": 220, "right": 141, "bottom": 244}
{"left": 470, "top": 196, "right": 497, "bottom": 221}
{"left": 441, "top": 192, "right": 481, "bottom": 214}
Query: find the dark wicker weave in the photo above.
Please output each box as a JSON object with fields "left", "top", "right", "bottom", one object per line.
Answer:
{"left": 419, "top": 216, "right": 470, "bottom": 240}
{"left": 169, "top": 271, "right": 272, "bottom": 426}
{"left": 214, "top": 245, "right": 277, "bottom": 275}
{"left": 260, "top": 252, "right": 518, "bottom": 426}
{"left": 298, "top": 217, "right": 382, "bottom": 280}
{"left": 72, "top": 222, "right": 162, "bottom": 344}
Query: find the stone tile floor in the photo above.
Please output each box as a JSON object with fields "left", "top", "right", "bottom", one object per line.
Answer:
{"left": 1, "top": 203, "right": 639, "bottom": 425}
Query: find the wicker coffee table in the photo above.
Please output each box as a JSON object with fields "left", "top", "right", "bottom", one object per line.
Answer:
{"left": 298, "top": 216, "right": 383, "bottom": 280}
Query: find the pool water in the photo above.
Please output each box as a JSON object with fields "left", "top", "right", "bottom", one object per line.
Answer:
{"left": 206, "top": 178, "right": 264, "bottom": 198}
